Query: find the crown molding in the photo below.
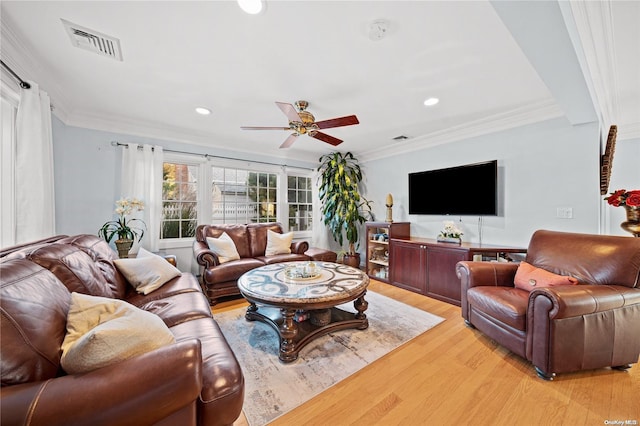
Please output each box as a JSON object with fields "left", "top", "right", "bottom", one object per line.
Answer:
{"left": 62, "top": 109, "right": 321, "bottom": 164}
{"left": 617, "top": 122, "right": 640, "bottom": 141}
{"left": 568, "top": 1, "right": 618, "bottom": 128}
{"left": 359, "top": 98, "right": 564, "bottom": 162}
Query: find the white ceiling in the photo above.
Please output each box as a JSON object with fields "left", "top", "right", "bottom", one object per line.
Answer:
{"left": 1, "top": 1, "right": 638, "bottom": 164}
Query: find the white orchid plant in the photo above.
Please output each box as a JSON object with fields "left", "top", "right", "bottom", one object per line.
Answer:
{"left": 98, "top": 197, "right": 146, "bottom": 243}
{"left": 439, "top": 220, "right": 463, "bottom": 239}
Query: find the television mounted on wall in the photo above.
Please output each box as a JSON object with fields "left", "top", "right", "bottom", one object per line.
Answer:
{"left": 408, "top": 160, "right": 498, "bottom": 216}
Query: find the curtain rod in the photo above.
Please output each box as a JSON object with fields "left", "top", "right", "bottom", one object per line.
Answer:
{"left": 0, "top": 60, "right": 31, "bottom": 89}
{"left": 110, "top": 141, "right": 315, "bottom": 171}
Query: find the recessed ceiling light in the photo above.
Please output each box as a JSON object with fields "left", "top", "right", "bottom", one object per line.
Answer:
{"left": 195, "top": 107, "right": 211, "bottom": 115}
{"left": 237, "top": 0, "right": 264, "bottom": 15}
{"left": 423, "top": 97, "right": 440, "bottom": 106}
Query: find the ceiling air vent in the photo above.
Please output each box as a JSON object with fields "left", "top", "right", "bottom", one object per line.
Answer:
{"left": 392, "top": 135, "right": 409, "bottom": 141}
{"left": 61, "top": 19, "right": 123, "bottom": 61}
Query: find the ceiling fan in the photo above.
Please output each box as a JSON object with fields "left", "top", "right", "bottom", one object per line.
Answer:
{"left": 241, "top": 100, "right": 359, "bottom": 148}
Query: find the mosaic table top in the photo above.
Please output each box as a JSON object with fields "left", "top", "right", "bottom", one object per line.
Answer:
{"left": 237, "top": 261, "right": 369, "bottom": 305}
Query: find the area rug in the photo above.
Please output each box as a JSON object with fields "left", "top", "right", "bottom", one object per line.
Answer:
{"left": 214, "top": 291, "right": 444, "bottom": 426}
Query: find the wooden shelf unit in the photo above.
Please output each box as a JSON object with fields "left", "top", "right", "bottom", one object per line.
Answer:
{"left": 365, "top": 222, "right": 410, "bottom": 283}
{"left": 389, "top": 237, "right": 527, "bottom": 306}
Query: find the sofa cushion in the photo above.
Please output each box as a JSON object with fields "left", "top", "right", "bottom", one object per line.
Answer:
{"left": 27, "top": 243, "right": 113, "bottom": 298}
{"left": 203, "top": 258, "right": 265, "bottom": 284}
{"left": 203, "top": 224, "right": 252, "bottom": 259}
{"left": 467, "top": 286, "right": 529, "bottom": 331}
{"left": 58, "top": 234, "right": 129, "bottom": 299}
{"left": 61, "top": 292, "right": 176, "bottom": 374}
{"left": 514, "top": 261, "right": 578, "bottom": 292}
{"left": 247, "top": 222, "right": 283, "bottom": 257}
{"left": 114, "top": 248, "right": 182, "bottom": 295}
{"left": 265, "top": 230, "right": 293, "bottom": 256}
{"left": 0, "top": 259, "right": 71, "bottom": 385}
{"left": 136, "top": 290, "right": 213, "bottom": 328}
{"left": 206, "top": 232, "right": 241, "bottom": 264}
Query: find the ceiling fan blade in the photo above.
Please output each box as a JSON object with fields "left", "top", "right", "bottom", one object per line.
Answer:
{"left": 314, "top": 115, "right": 359, "bottom": 129}
{"left": 275, "top": 102, "right": 302, "bottom": 123}
{"left": 241, "top": 126, "right": 290, "bottom": 130}
{"left": 311, "top": 131, "right": 343, "bottom": 146}
{"left": 280, "top": 133, "right": 298, "bottom": 149}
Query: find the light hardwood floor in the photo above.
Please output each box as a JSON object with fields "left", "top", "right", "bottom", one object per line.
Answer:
{"left": 214, "top": 280, "right": 639, "bottom": 426}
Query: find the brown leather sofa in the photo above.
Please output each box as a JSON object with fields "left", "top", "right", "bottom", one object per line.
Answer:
{"left": 193, "top": 222, "right": 310, "bottom": 304}
{"left": 456, "top": 229, "right": 640, "bottom": 380}
{"left": 1, "top": 234, "right": 244, "bottom": 426}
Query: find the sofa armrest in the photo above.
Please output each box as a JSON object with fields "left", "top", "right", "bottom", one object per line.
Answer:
{"left": 529, "top": 284, "right": 640, "bottom": 319}
{"left": 457, "top": 261, "right": 519, "bottom": 320}
{"left": 1, "top": 340, "right": 203, "bottom": 426}
{"left": 193, "top": 239, "right": 220, "bottom": 268}
{"left": 456, "top": 261, "right": 518, "bottom": 289}
{"left": 527, "top": 285, "right": 640, "bottom": 374}
{"left": 291, "top": 240, "right": 309, "bottom": 255}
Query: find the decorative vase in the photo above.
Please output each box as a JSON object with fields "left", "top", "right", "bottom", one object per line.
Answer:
{"left": 437, "top": 236, "right": 462, "bottom": 244}
{"left": 621, "top": 206, "right": 640, "bottom": 237}
{"left": 115, "top": 239, "right": 134, "bottom": 258}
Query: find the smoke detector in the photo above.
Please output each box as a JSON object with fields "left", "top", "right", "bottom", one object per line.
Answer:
{"left": 368, "top": 19, "right": 390, "bottom": 41}
{"left": 62, "top": 19, "right": 123, "bottom": 61}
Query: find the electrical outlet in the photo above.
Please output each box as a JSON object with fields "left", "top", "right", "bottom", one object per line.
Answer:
{"left": 556, "top": 207, "right": 573, "bottom": 219}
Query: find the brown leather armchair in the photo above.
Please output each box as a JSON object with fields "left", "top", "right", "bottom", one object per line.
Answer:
{"left": 456, "top": 230, "right": 640, "bottom": 380}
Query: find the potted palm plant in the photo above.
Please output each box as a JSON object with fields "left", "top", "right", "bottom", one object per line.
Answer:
{"left": 318, "top": 151, "right": 372, "bottom": 267}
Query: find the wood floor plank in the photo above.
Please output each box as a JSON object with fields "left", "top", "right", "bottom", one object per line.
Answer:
{"left": 218, "top": 279, "right": 640, "bottom": 426}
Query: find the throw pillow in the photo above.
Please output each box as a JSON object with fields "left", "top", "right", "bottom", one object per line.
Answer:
{"left": 206, "top": 232, "right": 241, "bottom": 263}
{"left": 514, "top": 261, "right": 578, "bottom": 292}
{"left": 113, "top": 250, "right": 182, "bottom": 294}
{"left": 265, "top": 230, "right": 293, "bottom": 256}
{"left": 61, "top": 292, "right": 175, "bottom": 374}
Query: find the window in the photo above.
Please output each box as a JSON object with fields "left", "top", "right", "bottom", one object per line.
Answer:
{"left": 159, "top": 155, "right": 313, "bottom": 245}
{"left": 287, "top": 175, "right": 313, "bottom": 232}
{"left": 211, "top": 166, "right": 278, "bottom": 224}
{"left": 161, "top": 162, "right": 198, "bottom": 239}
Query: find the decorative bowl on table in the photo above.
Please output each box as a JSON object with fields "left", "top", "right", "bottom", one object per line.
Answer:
{"left": 284, "top": 262, "right": 320, "bottom": 280}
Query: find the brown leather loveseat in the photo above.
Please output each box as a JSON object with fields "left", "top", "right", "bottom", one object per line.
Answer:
{"left": 456, "top": 229, "right": 640, "bottom": 380}
{"left": 193, "top": 222, "right": 310, "bottom": 304}
{"left": 1, "top": 234, "right": 244, "bottom": 425}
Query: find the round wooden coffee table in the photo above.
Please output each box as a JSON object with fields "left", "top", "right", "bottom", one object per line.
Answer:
{"left": 237, "top": 261, "right": 369, "bottom": 363}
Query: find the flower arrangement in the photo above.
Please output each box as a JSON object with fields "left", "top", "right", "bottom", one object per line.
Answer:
{"left": 605, "top": 189, "right": 640, "bottom": 208}
{"left": 439, "top": 220, "right": 464, "bottom": 239}
{"left": 98, "top": 197, "right": 146, "bottom": 243}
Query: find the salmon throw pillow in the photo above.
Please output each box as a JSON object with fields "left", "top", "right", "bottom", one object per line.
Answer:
{"left": 514, "top": 261, "right": 578, "bottom": 292}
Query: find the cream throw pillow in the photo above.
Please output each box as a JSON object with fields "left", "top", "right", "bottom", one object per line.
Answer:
{"left": 114, "top": 248, "right": 182, "bottom": 294}
{"left": 61, "top": 292, "right": 175, "bottom": 374}
{"left": 265, "top": 230, "right": 293, "bottom": 256}
{"left": 206, "top": 232, "right": 241, "bottom": 263}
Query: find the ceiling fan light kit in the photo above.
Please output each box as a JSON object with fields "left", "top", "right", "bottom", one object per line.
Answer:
{"left": 241, "top": 100, "right": 359, "bottom": 149}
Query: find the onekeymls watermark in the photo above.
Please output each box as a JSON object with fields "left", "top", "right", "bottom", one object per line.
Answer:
{"left": 604, "top": 421, "right": 637, "bottom": 425}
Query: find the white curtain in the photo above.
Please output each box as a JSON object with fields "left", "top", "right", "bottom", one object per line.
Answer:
{"left": 15, "top": 81, "right": 55, "bottom": 243}
{"left": 121, "top": 143, "right": 163, "bottom": 252}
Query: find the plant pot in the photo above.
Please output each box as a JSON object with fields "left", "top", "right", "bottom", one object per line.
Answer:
{"left": 621, "top": 206, "right": 640, "bottom": 237}
{"left": 115, "top": 239, "right": 134, "bottom": 258}
{"left": 342, "top": 252, "right": 361, "bottom": 268}
{"left": 437, "top": 236, "right": 462, "bottom": 244}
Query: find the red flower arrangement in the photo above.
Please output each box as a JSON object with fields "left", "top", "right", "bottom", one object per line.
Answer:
{"left": 605, "top": 189, "right": 640, "bottom": 207}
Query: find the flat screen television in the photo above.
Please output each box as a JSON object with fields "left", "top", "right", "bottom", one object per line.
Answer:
{"left": 408, "top": 160, "right": 498, "bottom": 216}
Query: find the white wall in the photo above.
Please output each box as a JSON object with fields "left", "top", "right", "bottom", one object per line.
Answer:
{"left": 51, "top": 117, "right": 316, "bottom": 271}
{"left": 362, "top": 117, "right": 602, "bottom": 248}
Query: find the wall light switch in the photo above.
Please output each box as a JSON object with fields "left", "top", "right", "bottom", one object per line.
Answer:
{"left": 556, "top": 207, "right": 573, "bottom": 219}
